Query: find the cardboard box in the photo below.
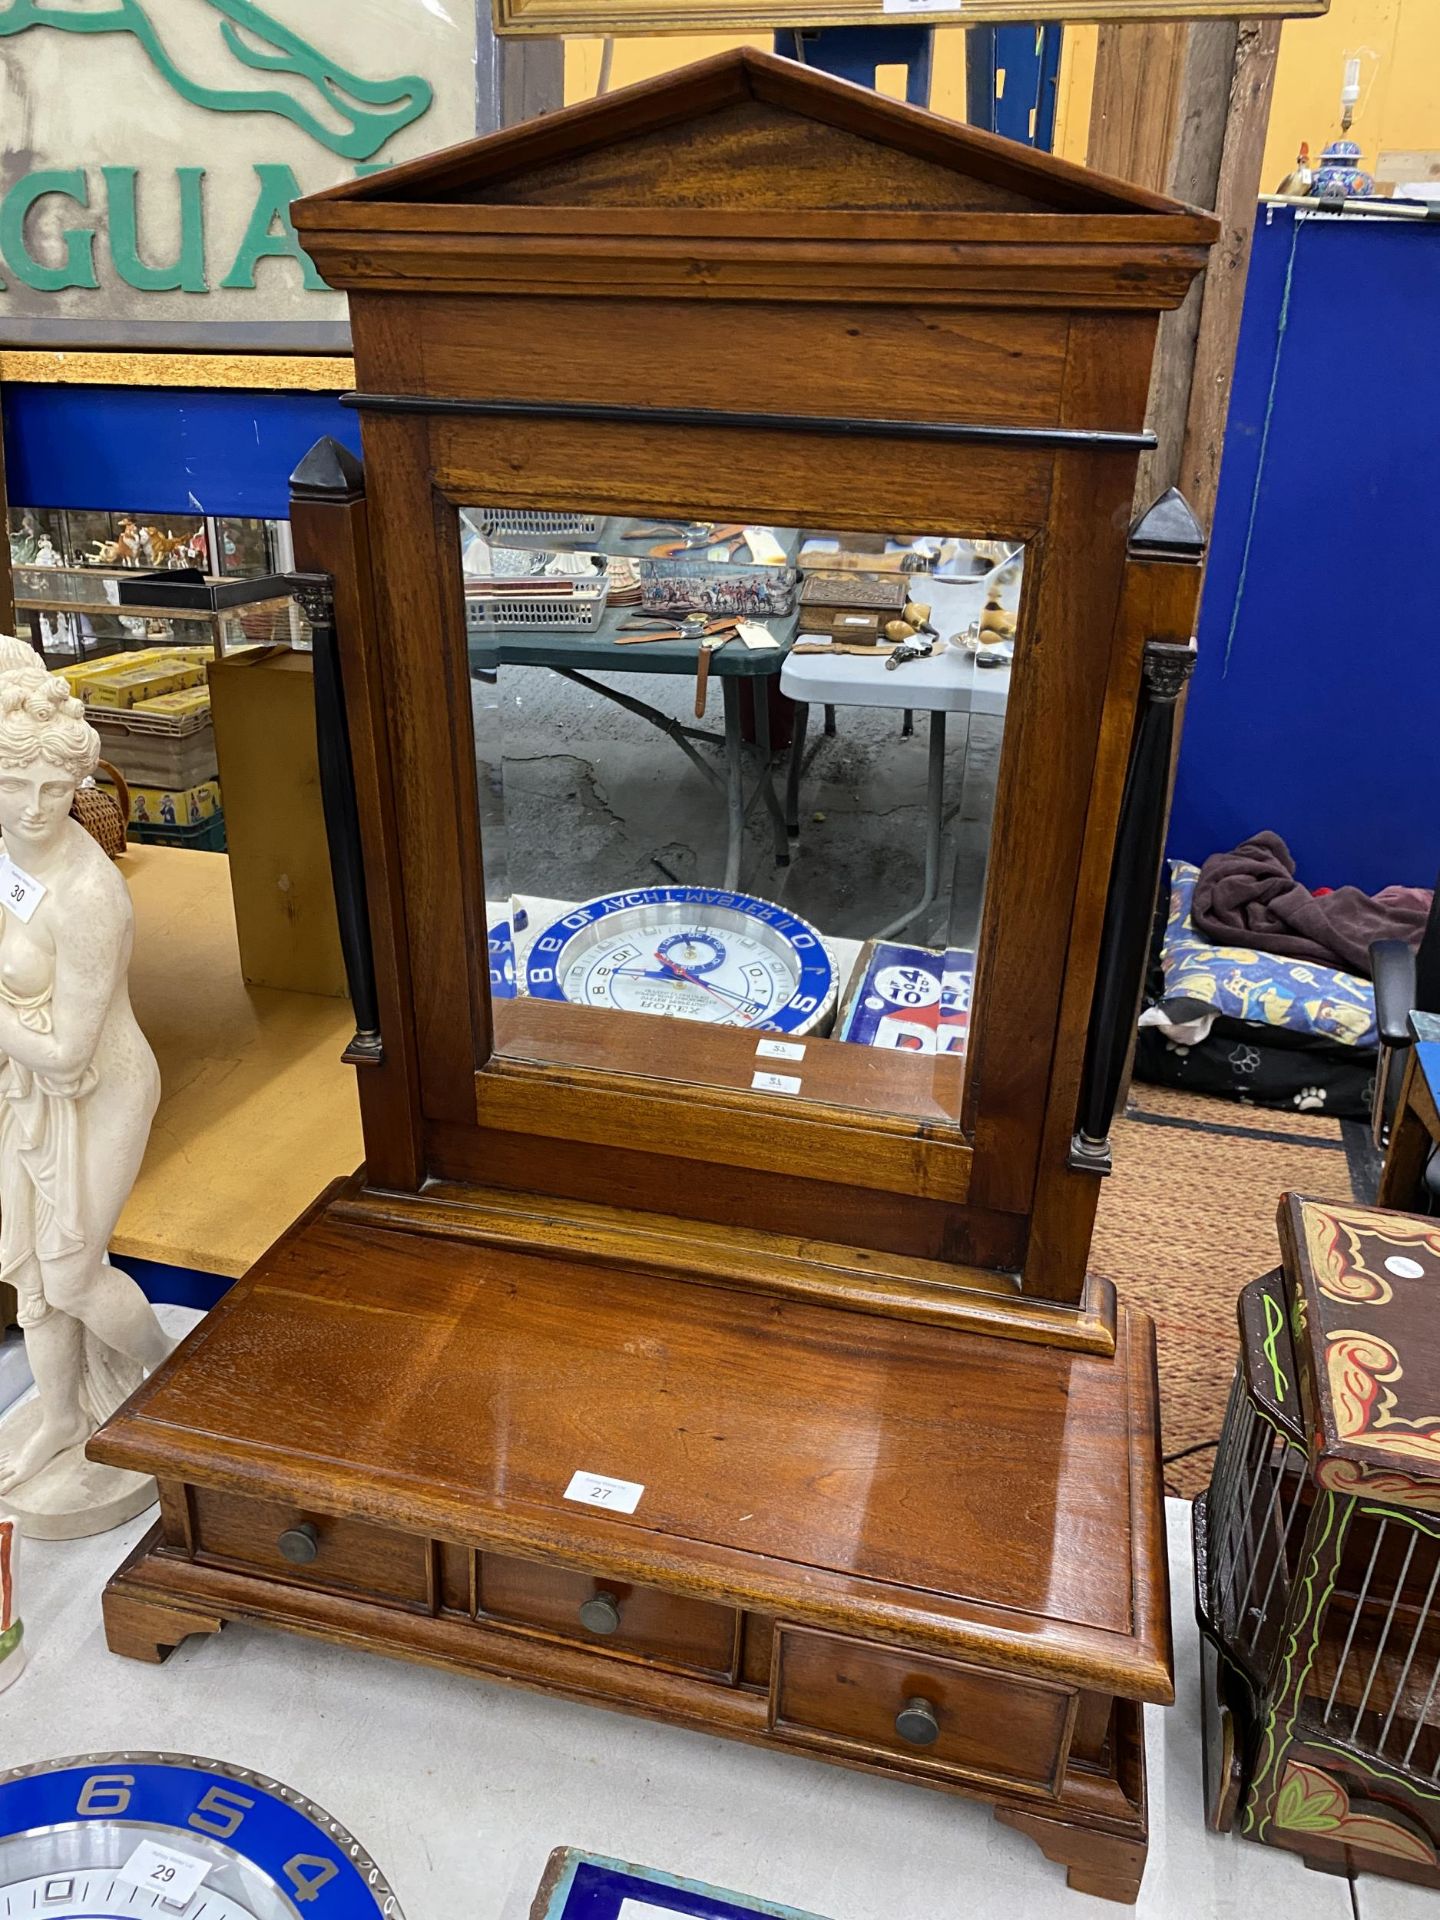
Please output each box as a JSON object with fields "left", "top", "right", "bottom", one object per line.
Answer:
{"left": 60, "top": 646, "right": 176, "bottom": 697}
{"left": 208, "top": 649, "right": 347, "bottom": 997}
{"left": 134, "top": 686, "right": 212, "bottom": 722}
{"left": 838, "top": 940, "right": 975, "bottom": 1057}
{"left": 128, "top": 780, "right": 221, "bottom": 828}
{"left": 83, "top": 657, "right": 205, "bottom": 710}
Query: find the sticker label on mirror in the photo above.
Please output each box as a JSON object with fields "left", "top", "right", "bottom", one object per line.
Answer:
{"left": 752, "top": 1070, "right": 802, "bottom": 1095}
{"left": 756, "top": 1038, "right": 805, "bottom": 1061}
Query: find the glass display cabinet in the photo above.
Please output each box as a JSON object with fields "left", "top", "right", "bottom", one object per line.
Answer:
{"left": 93, "top": 52, "right": 1217, "bottom": 1902}
{"left": 13, "top": 565, "right": 306, "bottom": 664}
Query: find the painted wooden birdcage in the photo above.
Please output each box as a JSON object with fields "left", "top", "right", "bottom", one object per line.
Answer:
{"left": 1196, "top": 1193, "right": 1440, "bottom": 1888}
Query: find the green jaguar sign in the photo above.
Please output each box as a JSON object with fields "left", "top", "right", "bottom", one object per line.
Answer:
{"left": 0, "top": 0, "right": 472, "bottom": 345}
{"left": 0, "top": 0, "right": 432, "bottom": 159}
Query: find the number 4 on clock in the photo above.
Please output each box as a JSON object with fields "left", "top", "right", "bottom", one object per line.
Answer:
{"left": 286, "top": 1854, "right": 340, "bottom": 1902}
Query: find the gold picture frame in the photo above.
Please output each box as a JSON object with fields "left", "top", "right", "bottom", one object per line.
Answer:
{"left": 495, "top": 0, "right": 1324, "bottom": 35}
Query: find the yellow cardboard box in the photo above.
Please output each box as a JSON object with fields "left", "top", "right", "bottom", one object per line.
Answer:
{"left": 59, "top": 647, "right": 173, "bottom": 698}
{"left": 83, "top": 657, "right": 206, "bottom": 710}
{"left": 128, "top": 779, "right": 221, "bottom": 828}
{"left": 133, "top": 686, "right": 212, "bottom": 721}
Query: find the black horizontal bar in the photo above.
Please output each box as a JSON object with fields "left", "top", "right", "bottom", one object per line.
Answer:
{"left": 114, "top": 568, "right": 295, "bottom": 613}
{"left": 340, "top": 390, "right": 1155, "bottom": 453}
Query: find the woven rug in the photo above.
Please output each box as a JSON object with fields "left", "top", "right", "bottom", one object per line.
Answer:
{"left": 1091, "top": 1085, "right": 1361, "bottom": 1500}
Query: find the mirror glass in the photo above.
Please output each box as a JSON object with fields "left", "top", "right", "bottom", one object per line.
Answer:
{"left": 461, "top": 507, "right": 1026, "bottom": 1121}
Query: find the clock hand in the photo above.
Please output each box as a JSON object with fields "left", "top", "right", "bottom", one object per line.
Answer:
{"left": 654, "top": 951, "right": 762, "bottom": 1017}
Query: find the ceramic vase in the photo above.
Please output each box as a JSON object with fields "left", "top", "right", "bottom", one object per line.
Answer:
{"left": 0, "top": 1511, "right": 23, "bottom": 1691}
{"left": 1312, "top": 140, "right": 1375, "bottom": 198}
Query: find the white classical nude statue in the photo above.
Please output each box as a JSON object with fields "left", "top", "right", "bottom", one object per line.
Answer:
{"left": 0, "top": 634, "right": 169, "bottom": 1535}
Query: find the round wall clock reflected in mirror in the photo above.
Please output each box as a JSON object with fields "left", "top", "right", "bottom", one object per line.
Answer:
{"left": 523, "top": 886, "right": 838, "bottom": 1034}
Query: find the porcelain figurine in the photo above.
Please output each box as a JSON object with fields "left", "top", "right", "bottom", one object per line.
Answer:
{"left": 1311, "top": 139, "right": 1375, "bottom": 198}
{"left": 0, "top": 634, "right": 168, "bottom": 1537}
{"left": 0, "top": 1509, "right": 22, "bottom": 1689}
{"left": 1275, "top": 142, "right": 1313, "bottom": 196}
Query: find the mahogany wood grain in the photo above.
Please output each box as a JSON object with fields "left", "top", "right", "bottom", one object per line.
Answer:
{"left": 413, "top": 296, "right": 1070, "bottom": 428}
{"left": 478, "top": 1552, "right": 741, "bottom": 1677}
{"left": 317, "top": 59, "right": 1211, "bottom": 1306}
{"left": 1070, "top": 1690, "right": 1117, "bottom": 1767}
{"left": 474, "top": 1047, "right": 969, "bottom": 1204}
{"left": 313, "top": 231, "right": 1212, "bottom": 310}
{"left": 156, "top": 1481, "right": 194, "bottom": 1555}
{"left": 103, "top": 1531, "right": 1149, "bottom": 1896}
{"left": 308, "top": 50, "right": 1215, "bottom": 224}
{"left": 423, "top": 413, "right": 1051, "bottom": 542}
{"left": 348, "top": 369, "right": 1141, "bottom": 1274}
{"left": 439, "top": 1541, "right": 474, "bottom": 1614}
{"left": 491, "top": 988, "right": 966, "bottom": 1123}
{"left": 740, "top": 1615, "right": 777, "bottom": 1690}
{"left": 997, "top": 1803, "right": 1147, "bottom": 1903}
{"left": 302, "top": 203, "right": 1219, "bottom": 244}
{"left": 190, "top": 1487, "right": 433, "bottom": 1609}
{"left": 963, "top": 313, "right": 1156, "bottom": 1252}
{"left": 353, "top": 402, "right": 488, "bottom": 1125}
{"left": 484, "top": 100, "right": 1053, "bottom": 214}
{"left": 1023, "top": 511, "right": 1204, "bottom": 1298}
{"left": 290, "top": 481, "right": 425, "bottom": 1190}
{"left": 332, "top": 1179, "right": 1120, "bottom": 1351}
{"left": 416, "top": 293, "right": 1075, "bottom": 430}
{"left": 91, "top": 1204, "right": 1171, "bottom": 1702}
{"left": 424, "top": 1121, "right": 1030, "bottom": 1273}
{"left": 995, "top": 1695, "right": 1149, "bottom": 1902}
{"left": 93, "top": 69, "right": 1204, "bottom": 1906}
{"left": 101, "top": 1541, "right": 225, "bottom": 1665}
{"left": 773, "top": 1625, "right": 1077, "bottom": 1794}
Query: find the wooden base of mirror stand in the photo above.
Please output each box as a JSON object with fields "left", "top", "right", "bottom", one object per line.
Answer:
{"left": 92, "top": 1195, "right": 1172, "bottom": 1905}
{"left": 334, "top": 1180, "right": 1122, "bottom": 1358}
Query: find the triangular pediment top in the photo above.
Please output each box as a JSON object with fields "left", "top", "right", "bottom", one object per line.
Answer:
{"left": 306, "top": 47, "right": 1208, "bottom": 223}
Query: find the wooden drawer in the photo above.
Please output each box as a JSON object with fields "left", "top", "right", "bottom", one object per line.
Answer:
{"left": 189, "top": 1489, "right": 431, "bottom": 1608}
{"left": 477, "top": 1551, "right": 739, "bottom": 1678}
{"left": 772, "top": 1627, "right": 1075, "bottom": 1796}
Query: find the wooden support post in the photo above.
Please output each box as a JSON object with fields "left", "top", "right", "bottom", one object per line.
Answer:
{"left": 1179, "top": 21, "right": 1283, "bottom": 529}
{"left": 476, "top": 15, "right": 563, "bottom": 132}
{"left": 1087, "top": 19, "right": 1280, "bottom": 525}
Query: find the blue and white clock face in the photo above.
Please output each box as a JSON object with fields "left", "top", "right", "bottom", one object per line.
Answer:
{"left": 0, "top": 1755, "right": 401, "bottom": 1920}
{"left": 524, "top": 888, "right": 836, "bottom": 1036}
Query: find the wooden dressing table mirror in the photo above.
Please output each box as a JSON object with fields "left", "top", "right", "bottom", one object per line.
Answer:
{"left": 94, "top": 51, "right": 1217, "bottom": 1903}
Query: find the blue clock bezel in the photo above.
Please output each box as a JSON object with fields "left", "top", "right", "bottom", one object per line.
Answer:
{"left": 523, "top": 887, "right": 835, "bottom": 1035}
{"left": 0, "top": 1754, "right": 400, "bottom": 1919}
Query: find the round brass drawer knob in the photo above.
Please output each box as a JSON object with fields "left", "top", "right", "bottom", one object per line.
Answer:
{"left": 277, "top": 1522, "right": 320, "bottom": 1564}
{"left": 578, "top": 1591, "right": 622, "bottom": 1636}
{"left": 894, "top": 1696, "right": 940, "bottom": 1747}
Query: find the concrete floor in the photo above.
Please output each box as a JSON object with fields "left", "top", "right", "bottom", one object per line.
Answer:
{"left": 473, "top": 666, "right": 1004, "bottom": 953}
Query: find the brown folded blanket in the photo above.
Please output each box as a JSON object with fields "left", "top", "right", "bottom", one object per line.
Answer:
{"left": 1192, "top": 831, "right": 1433, "bottom": 978}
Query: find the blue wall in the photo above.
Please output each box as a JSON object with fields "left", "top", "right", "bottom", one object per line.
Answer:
{"left": 1171, "top": 204, "right": 1440, "bottom": 896}
{"left": 4, "top": 383, "right": 359, "bottom": 519}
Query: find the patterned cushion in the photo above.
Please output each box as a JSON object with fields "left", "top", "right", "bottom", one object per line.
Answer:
{"left": 1160, "top": 861, "right": 1377, "bottom": 1051}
